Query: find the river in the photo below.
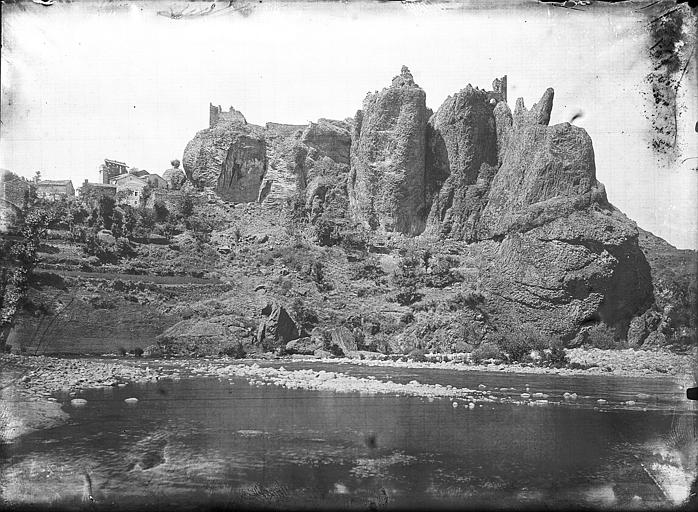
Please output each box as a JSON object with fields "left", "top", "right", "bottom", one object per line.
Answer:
{"left": 1, "top": 359, "right": 696, "bottom": 509}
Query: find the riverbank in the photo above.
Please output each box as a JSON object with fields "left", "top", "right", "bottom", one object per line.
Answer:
{"left": 1, "top": 347, "right": 695, "bottom": 443}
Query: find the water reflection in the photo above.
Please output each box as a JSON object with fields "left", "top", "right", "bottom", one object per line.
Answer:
{"left": 1, "top": 362, "right": 695, "bottom": 509}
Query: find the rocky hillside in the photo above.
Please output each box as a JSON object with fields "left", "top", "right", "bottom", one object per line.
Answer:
{"left": 4, "top": 67, "right": 695, "bottom": 358}
{"left": 179, "top": 67, "right": 668, "bottom": 349}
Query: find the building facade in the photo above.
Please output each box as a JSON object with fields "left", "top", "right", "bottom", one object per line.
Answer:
{"left": 35, "top": 180, "right": 75, "bottom": 201}
{"left": 113, "top": 174, "right": 148, "bottom": 208}
{"left": 100, "top": 159, "right": 128, "bottom": 184}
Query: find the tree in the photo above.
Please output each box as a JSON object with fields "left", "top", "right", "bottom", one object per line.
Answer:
{"left": 0, "top": 206, "right": 54, "bottom": 348}
{"left": 97, "top": 195, "right": 115, "bottom": 230}
{"left": 180, "top": 193, "right": 194, "bottom": 218}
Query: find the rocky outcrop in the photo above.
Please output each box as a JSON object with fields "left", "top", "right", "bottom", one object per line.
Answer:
{"left": 470, "top": 89, "right": 653, "bottom": 341}
{"left": 182, "top": 109, "right": 351, "bottom": 207}
{"left": 348, "top": 66, "right": 427, "bottom": 234}
{"left": 162, "top": 160, "right": 187, "bottom": 190}
{"left": 425, "top": 84, "right": 500, "bottom": 240}
{"left": 256, "top": 302, "right": 302, "bottom": 351}
{"left": 182, "top": 111, "right": 266, "bottom": 202}
{"left": 156, "top": 319, "right": 246, "bottom": 356}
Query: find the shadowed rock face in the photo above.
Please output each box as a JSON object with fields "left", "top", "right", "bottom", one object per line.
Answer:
{"left": 182, "top": 115, "right": 266, "bottom": 202}
{"left": 348, "top": 66, "right": 427, "bottom": 234}
{"left": 182, "top": 113, "right": 350, "bottom": 206}
{"left": 425, "top": 84, "right": 499, "bottom": 240}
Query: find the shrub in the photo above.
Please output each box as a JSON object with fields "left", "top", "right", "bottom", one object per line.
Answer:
{"left": 423, "top": 255, "right": 463, "bottom": 288}
{"left": 582, "top": 322, "right": 617, "bottom": 349}
{"left": 542, "top": 338, "right": 569, "bottom": 367}
{"left": 395, "top": 285, "right": 423, "bottom": 306}
{"left": 221, "top": 343, "right": 246, "bottom": 359}
{"left": 180, "top": 194, "right": 194, "bottom": 218}
{"left": 153, "top": 201, "right": 169, "bottom": 222}
{"left": 132, "top": 347, "right": 144, "bottom": 358}
{"left": 407, "top": 348, "right": 427, "bottom": 362}
{"left": 470, "top": 342, "right": 502, "bottom": 363}
{"left": 328, "top": 344, "right": 345, "bottom": 357}
{"left": 450, "top": 289, "right": 485, "bottom": 310}
{"left": 117, "top": 346, "right": 127, "bottom": 356}
{"left": 290, "top": 298, "right": 319, "bottom": 333}
{"left": 494, "top": 324, "right": 551, "bottom": 362}
{"left": 349, "top": 261, "right": 385, "bottom": 281}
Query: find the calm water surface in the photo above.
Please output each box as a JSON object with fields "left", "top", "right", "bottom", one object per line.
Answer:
{"left": 1, "top": 359, "right": 696, "bottom": 510}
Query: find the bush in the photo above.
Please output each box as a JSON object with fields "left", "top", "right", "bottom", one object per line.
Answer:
{"left": 471, "top": 342, "right": 503, "bottom": 363}
{"left": 407, "top": 348, "right": 427, "bottom": 362}
{"left": 494, "top": 324, "right": 551, "bottom": 362}
{"left": 395, "top": 285, "right": 423, "bottom": 306}
{"left": 582, "top": 323, "right": 617, "bottom": 349}
{"left": 221, "top": 343, "right": 246, "bottom": 359}
{"left": 180, "top": 194, "right": 194, "bottom": 218}
{"left": 328, "top": 344, "right": 345, "bottom": 357}
{"left": 423, "top": 255, "right": 463, "bottom": 288}
{"left": 132, "top": 347, "right": 144, "bottom": 358}
{"left": 290, "top": 298, "right": 319, "bottom": 332}
{"left": 117, "top": 346, "right": 127, "bottom": 356}
{"left": 153, "top": 201, "right": 169, "bottom": 222}
{"left": 542, "top": 338, "right": 568, "bottom": 367}
{"left": 450, "top": 289, "right": 485, "bottom": 310}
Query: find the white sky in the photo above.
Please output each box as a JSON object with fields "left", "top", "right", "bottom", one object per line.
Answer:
{"left": 1, "top": 1, "right": 696, "bottom": 249}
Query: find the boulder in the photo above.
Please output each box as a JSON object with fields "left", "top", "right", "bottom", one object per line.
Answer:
{"left": 348, "top": 66, "right": 428, "bottom": 234}
{"left": 163, "top": 166, "right": 187, "bottom": 190}
{"left": 329, "top": 326, "right": 358, "bottom": 353}
{"left": 156, "top": 319, "right": 232, "bottom": 356}
{"left": 256, "top": 302, "right": 301, "bottom": 351}
{"left": 285, "top": 337, "right": 319, "bottom": 355}
{"left": 97, "top": 229, "right": 116, "bottom": 245}
{"left": 143, "top": 344, "right": 163, "bottom": 358}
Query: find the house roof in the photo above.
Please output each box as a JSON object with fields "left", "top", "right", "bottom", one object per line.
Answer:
{"left": 130, "top": 170, "right": 150, "bottom": 177}
{"left": 104, "top": 159, "right": 127, "bottom": 166}
{"left": 84, "top": 182, "right": 116, "bottom": 188}
{"left": 37, "top": 180, "right": 73, "bottom": 186}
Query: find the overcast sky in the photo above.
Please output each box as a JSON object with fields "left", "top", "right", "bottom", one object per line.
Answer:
{"left": 1, "top": 0, "right": 696, "bottom": 249}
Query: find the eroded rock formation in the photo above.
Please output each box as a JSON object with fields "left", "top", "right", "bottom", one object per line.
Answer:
{"left": 182, "top": 107, "right": 350, "bottom": 207}
{"left": 348, "top": 66, "right": 427, "bottom": 234}
{"left": 180, "top": 68, "right": 659, "bottom": 344}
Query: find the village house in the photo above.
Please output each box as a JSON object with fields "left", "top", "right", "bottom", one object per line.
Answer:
{"left": 79, "top": 180, "right": 117, "bottom": 205}
{"left": 112, "top": 173, "right": 148, "bottom": 208}
{"left": 145, "top": 173, "right": 167, "bottom": 189}
{"left": 100, "top": 159, "right": 128, "bottom": 184}
{"left": 1, "top": 170, "right": 31, "bottom": 209}
{"left": 35, "top": 180, "right": 75, "bottom": 201}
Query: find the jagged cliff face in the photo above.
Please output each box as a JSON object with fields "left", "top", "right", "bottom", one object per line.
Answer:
{"left": 182, "top": 111, "right": 266, "bottom": 202}
{"left": 348, "top": 66, "right": 427, "bottom": 234}
{"left": 427, "top": 86, "right": 653, "bottom": 342}
{"left": 180, "top": 67, "right": 656, "bottom": 344}
{"left": 182, "top": 112, "right": 350, "bottom": 207}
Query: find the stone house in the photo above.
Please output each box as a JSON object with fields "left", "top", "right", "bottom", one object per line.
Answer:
{"left": 145, "top": 173, "right": 167, "bottom": 189}
{"left": 35, "top": 180, "right": 75, "bottom": 201}
{"left": 100, "top": 159, "right": 128, "bottom": 184}
{"left": 1, "top": 171, "right": 31, "bottom": 209}
{"left": 79, "top": 181, "right": 117, "bottom": 205}
{"left": 112, "top": 174, "right": 148, "bottom": 208}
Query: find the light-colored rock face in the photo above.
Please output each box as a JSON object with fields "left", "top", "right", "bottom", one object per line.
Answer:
{"left": 478, "top": 122, "right": 598, "bottom": 237}
{"left": 348, "top": 66, "right": 427, "bottom": 234}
